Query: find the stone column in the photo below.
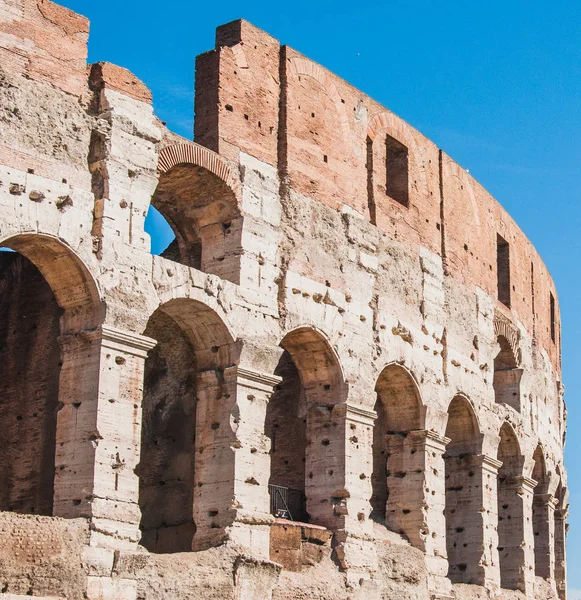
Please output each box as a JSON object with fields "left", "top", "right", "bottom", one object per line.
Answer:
{"left": 446, "top": 454, "right": 501, "bottom": 587}
{"left": 333, "top": 404, "right": 378, "bottom": 581}
{"left": 476, "top": 454, "right": 502, "bottom": 589}
{"left": 554, "top": 508, "right": 568, "bottom": 600}
{"left": 533, "top": 493, "right": 558, "bottom": 581}
{"left": 55, "top": 325, "right": 156, "bottom": 550}
{"left": 498, "top": 476, "right": 536, "bottom": 593}
{"left": 304, "top": 402, "right": 348, "bottom": 531}
{"left": 193, "top": 365, "right": 279, "bottom": 558}
{"left": 381, "top": 431, "right": 451, "bottom": 595}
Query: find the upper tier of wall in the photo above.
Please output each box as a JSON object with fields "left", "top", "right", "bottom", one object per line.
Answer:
{"left": 194, "top": 19, "right": 561, "bottom": 376}
{"left": 0, "top": 3, "right": 561, "bottom": 377}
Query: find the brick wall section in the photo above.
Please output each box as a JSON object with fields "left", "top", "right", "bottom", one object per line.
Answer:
{"left": 195, "top": 20, "right": 280, "bottom": 165}
{"left": 195, "top": 19, "right": 561, "bottom": 376}
{"left": 0, "top": 0, "right": 89, "bottom": 97}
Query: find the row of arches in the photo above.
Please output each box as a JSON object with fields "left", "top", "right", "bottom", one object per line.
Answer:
{"left": 0, "top": 233, "right": 566, "bottom": 591}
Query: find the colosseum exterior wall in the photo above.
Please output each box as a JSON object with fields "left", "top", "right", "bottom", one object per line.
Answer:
{"left": 0, "top": 2, "right": 568, "bottom": 599}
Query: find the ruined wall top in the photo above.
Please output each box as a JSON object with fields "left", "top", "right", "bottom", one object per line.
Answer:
{"left": 194, "top": 19, "right": 561, "bottom": 375}
{"left": 0, "top": 3, "right": 561, "bottom": 375}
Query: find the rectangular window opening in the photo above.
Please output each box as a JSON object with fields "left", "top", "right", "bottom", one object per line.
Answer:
{"left": 497, "top": 234, "right": 511, "bottom": 307}
{"left": 550, "top": 292, "right": 556, "bottom": 342}
{"left": 385, "top": 134, "right": 409, "bottom": 207}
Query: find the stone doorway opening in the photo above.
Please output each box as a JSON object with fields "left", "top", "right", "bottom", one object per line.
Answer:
{"left": 138, "top": 298, "right": 238, "bottom": 553}
{"left": 0, "top": 234, "right": 101, "bottom": 518}
{"left": 265, "top": 327, "right": 346, "bottom": 528}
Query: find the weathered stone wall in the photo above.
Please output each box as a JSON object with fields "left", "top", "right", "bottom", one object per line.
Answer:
{"left": 0, "top": 2, "right": 568, "bottom": 599}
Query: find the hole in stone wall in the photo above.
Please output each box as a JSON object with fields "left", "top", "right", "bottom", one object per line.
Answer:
{"left": 0, "top": 251, "right": 62, "bottom": 516}
{"left": 138, "top": 298, "right": 237, "bottom": 554}
{"left": 145, "top": 205, "right": 179, "bottom": 260}
{"left": 266, "top": 328, "right": 346, "bottom": 526}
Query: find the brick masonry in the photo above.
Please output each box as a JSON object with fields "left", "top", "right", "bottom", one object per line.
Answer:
{"left": 0, "top": 2, "right": 568, "bottom": 599}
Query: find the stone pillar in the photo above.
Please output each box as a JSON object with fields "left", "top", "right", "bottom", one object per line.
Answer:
{"left": 446, "top": 454, "right": 501, "bottom": 587}
{"left": 304, "top": 402, "right": 348, "bottom": 531}
{"left": 333, "top": 404, "right": 378, "bottom": 581}
{"left": 498, "top": 476, "right": 536, "bottom": 593}
{"left": 391, "top": 430, "right": 450, "bottom": 597}
{"left": 193, "top": 365, "right": 279, "bottom": 558}
{"left": 533, "top": 493, "right": 557, "bottom": 581}
{"left": 476, "top": 454, "right": 502, "bottom": 589}
{"left": 554, "top": 508, "right": 568, "bottom": 600}
{"left": 55, "top": 325, "right": 156, "bottom": 550}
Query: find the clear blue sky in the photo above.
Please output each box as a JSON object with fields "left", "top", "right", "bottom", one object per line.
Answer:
{"left": 61, "top": 0, "right": 581, "bottom": 590}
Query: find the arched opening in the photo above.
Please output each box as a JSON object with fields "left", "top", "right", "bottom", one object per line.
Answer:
{"left": 138, "top": 298, "right": 238, "bottom": 553}
{"left": 493, "top": 336, "right": 522, "bottom": 411}
{"left": 444, "top": 396, "right": 482, "bottom": 584}
{"left": 145, "top": 205, "right": 177, "bottom": 257}
{"left": 371, "top": 364, "right": 422, "bottom": 530}
{"left": 265, "top": 351, "right": 308, "bottom": 522}
{"left": 553, "top": 469, "right": 567, "bottom": 600}
{"left": 0, "top": 235, "right": 100, "bottom": 517}
{"left": 496, "top": 423, "right": 526, "bottom": 590}
{"left": 532, "top": 445, "right": 552, "bottom": 579}
{"left": 151, "top": 145, "right": 242, "bottom": 283}
{"left": 265, "top": 327, "right": 346, "bottom": 527}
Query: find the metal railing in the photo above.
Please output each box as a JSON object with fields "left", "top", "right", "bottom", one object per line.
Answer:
{"left": 268, "top": 484, "right": 308, "bottom": 523}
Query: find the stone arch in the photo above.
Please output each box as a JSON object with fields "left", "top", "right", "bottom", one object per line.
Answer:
{"left": 493, "top": 335, "right": 523, "bottom": 411}
{"left": 0, "top": 233, "right": 102, "bottom": 332}
{"left": 371, "top": 363, "right": 424, "bottom": 524}
{"left": 151, "top": 143, "right": 243, "bottom": 283}
{"left": 265, "top": 326, "right": 346, "bottom": 526}
{"left": 531, "top": 444, "right": 549, "bottom": 493}
{"left": 279, "top": 325, "right": 346, "bottom": 394}
{"left": 493, "top": 313, "right": 521, "bottom": 361}
{"left": 0, "top": 234, "right": 102, "bottom": 518}
{"left": 554, "top": 465, "right": 567, "bottom": 600}
{"left": 158, "top": 143, "right": 242, "bottom": 197}
{"left": 367, "top": 111, "right": 415, "bottom": 147}
{"left": 496, "top": 422, "right": 527, "bottom": 591}
{"left": 445, "top": 395, "right": 481, "bottom": 455}
{"left": 138, "top": 297, "right": 239, "bottom": 553}
{"left": 288, "top": 57, "right": 351, "bottom": 145}
{"left": 531, "top": 443, "right": 553, "bottom": 580}
{"left": 444, "top": 395, "right": 484, "bottom": 584}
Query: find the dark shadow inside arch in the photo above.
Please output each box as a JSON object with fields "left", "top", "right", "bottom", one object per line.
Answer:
{"left": 264, "top": 327, "right": 346, "bottom": 525}
{"left": 493, "top": 335, "right": 522, "bottom": 411}
{"left": 532, "top": 444, "right": 552, "bottom": 579}
{"left": 371, "top": 364, "right": 422, "bottom": 525}
{"left": 444, "top": 396, "right": 482, "bottom": 584}
{"left": 0, "top": 235, "right": 100, "bottom": 517}
{"left": 0, "top": 251, "right": 61, "bottom": 515}
{"left": 497, "top": 423, "right": 526, "bottom": 591}
{"left": 138, "top": 298, "right": 237, "bottom": 553}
